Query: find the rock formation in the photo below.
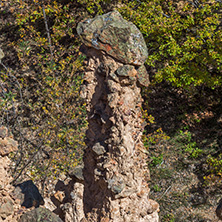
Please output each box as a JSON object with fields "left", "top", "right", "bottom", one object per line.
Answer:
{"left": 74, "top": 11, "right": 159, "bottom": 222}
{"left": 0, "top": 126, "right": 20, "bottom": 222}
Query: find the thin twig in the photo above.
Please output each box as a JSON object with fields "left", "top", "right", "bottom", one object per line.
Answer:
{"left": 12, "top": 140, "right": 44, "bottom": 184}
{"left": 187, "top": 0, "right": 203, "bottom": 8}
{"left": 157, "top": 185, "right": 172, "bottom": 200}
{"left": 0, "top": 61, "right": 23, "bottom": 104}
{"left": 133, "top": 0, "right": 142, "bottom": 9}
{"left": 154, "top": 9, "right": 171, "bottom": 18}
{"left": 41, "top": 1, "right": 54, "bottom": 60}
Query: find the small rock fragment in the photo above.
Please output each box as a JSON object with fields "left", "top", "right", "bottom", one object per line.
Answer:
{"left": 0, "top": 198, "right": 14, "bottom": 219}
{"left": 136, "top": 64, "right": 150, "bottom": 87}
{"left": 19, "top": 207, "right": 63, "bottom": 222}
{"left": 69, "top": 165, "right": 84, "bottom": 183}
{"left": 92, "top": 142, "right": 106, "bottom": 156}
{"left": 0, "top": 48, "right": 4, "bottom": 60}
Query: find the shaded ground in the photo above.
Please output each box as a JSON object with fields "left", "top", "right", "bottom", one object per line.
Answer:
{"left": 144, "top": 81, "right": 222, "bottom": 221}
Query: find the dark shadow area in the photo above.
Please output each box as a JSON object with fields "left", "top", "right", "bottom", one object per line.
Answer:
{"left": 51, "top": 179, "right": 76, "bottom": 220}
{"left": 143, "top": 81, "right": 192, "bottom": 135}
{"left": 144, "top": 81, "right": 222, "bottom": 147}
{"left": 13, "top": 180, "right": 44, "bottom": 208}
{"left": 216, "top": 198, "right": 222, "bottom": 220}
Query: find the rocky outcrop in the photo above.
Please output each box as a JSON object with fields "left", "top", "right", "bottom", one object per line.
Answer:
{"left": 0, "top": 126, "right": 18, "bottom": 157}
{"left": 0, "top": 126, "right": 20, "bottom": 222}
{"left": 73, "top": 11, "right": 159, "bottom": 222}
{"left": 0, "top": 125, "right": 62, "bottom": 222}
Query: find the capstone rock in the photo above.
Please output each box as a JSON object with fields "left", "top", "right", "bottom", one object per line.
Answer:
{"left": 77, "top": 11, "right": 148, "bottom": 66}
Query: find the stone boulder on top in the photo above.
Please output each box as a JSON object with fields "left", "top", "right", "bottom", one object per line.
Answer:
{"left": 77, "top": 11, "right": 148, "bottom": 67}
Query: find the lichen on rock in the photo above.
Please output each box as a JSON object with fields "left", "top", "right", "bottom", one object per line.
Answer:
{"left": 77, "top": 11, "right": 148, "bottom": 66}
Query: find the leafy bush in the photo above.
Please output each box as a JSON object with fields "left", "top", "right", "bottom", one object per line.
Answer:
{"left": 142, "top": 107, "right": 170, "bottom": 148}
{"left": 150, "top": 154, "right": 164, "bottom": 167}
{"left": 162, "top": 213, "right": 175, "bottom": 222}
{"left": 77, "top": 0, "right": 118, "bottom": 15}
{"left": 153, "top": 184, "right": 161, "bottom": 192}
{"left": 173, "top": 128, "right": 202, "bottom": 158}
{"left": 204, "top": 154, "right": 222, "bottom": 185}
{"left": 119, "top": 0, "right": 222, "bottom": 88}
{"left": 0, "top": 0, "right": 90, "bottom": 185}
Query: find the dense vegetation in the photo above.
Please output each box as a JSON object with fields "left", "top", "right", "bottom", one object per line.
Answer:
{"left": 0, "top": 0, "right": 221, "bottom": 220}
{"left": 121, "top": 0, "right": 222, "bottom": 88}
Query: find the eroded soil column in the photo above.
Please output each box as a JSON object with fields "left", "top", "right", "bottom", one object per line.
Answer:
{"left": 77, "top": 11, "right": 159, "bottom": 222}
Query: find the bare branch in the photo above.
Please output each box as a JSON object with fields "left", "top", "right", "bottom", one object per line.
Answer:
{"left": 12, "top": 140, "right": 44, "bottom": 184}
{"left": 157, "top": 186, "right": 172, "bottom": 201}
{"left": 41, "top": 1, "right": 54, "bottom": 60}
{"left": 0, "top": 61, "right": 23, "bottom": 104}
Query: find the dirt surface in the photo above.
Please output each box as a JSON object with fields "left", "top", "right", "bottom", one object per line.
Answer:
{"left": 144, "top": 81, "right": 222, "bottom": 221}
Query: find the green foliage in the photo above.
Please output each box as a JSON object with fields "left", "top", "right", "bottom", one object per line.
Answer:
{"left": 207, "top": 154, "right": 222, "bottom": 176}
{"left": 144, "top": 128, "right": 170, "bottom": 147}
{"left": 119, "top": 0, "right": 222, "bottom": 88}
{"left": 77, "top": 0, "right": 104, "bottom": 14}
{"left": 162, "top": 213, "right": 175, "bottom": 222}
{"left": 0, "top": 0, "right": 89, "bottom": 183}
{"left": 150, "top": 154, "right": 164, "bottom": 167}
{"left": 204, "top": 154, "right": 222, "bottom": 185}
{"left": 142, "top": 108, "right": 170, "bottom": 148}
{"left": 77, "top": 0, "right": 119, "bottom": 15}
{"left": 142, "top": 108, "right": 170, "bottom": 168}
{"left": 152, "top": 184, "right": 161, "bottom": 192}
{"left": 173, "top": 128, "right": 202, "bottom": 158}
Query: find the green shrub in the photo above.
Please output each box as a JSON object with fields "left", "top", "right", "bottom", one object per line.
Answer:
{"left": 173, "top": 128, "right": 202, "bottom": 158}
{"left": 204, "top": 154, "right": 222, "bottom": 185}
{"left": 0, "top": 0, "right": 89, "bottom": 184}
{"left": 119, "top": 0, "right": 222, "bottom": 89}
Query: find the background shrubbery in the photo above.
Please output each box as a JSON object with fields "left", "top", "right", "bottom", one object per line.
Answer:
{"left": 0, "top": 0, "right": 221, "bottom": 220}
